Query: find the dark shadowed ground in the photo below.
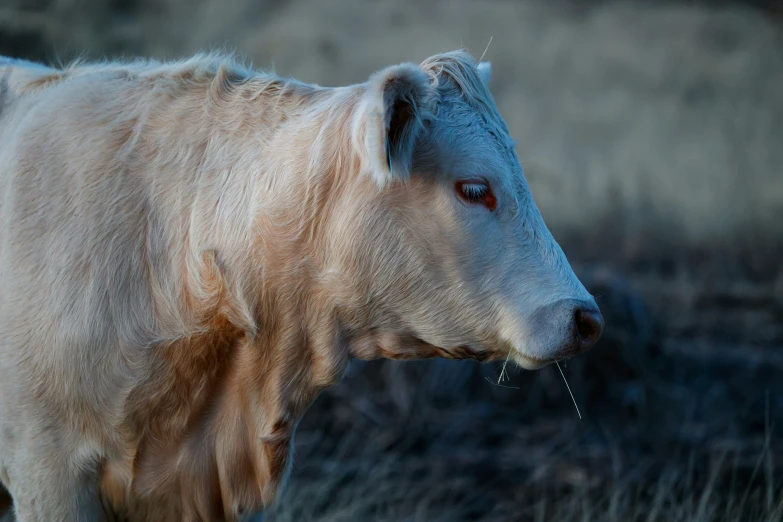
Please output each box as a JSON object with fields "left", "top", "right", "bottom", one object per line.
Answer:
{"left": 0, "top": 0, "right": 781, "bottom": 520}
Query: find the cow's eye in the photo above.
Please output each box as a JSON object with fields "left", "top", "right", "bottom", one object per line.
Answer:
{"left": 456, "top": 180, "right": 497, "bottom": 211}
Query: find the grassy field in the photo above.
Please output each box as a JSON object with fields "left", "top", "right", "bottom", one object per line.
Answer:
{"left": 0, "top": 0, "right": 781, "bottom": 520}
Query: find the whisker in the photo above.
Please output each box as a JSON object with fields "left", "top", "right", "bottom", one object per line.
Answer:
{"left": 485, "top": 377, "right": 519, "bottom": 390}
{"left": 498, "top": 348, "right": 512, "bottom": 383}
{"left": 556, "top": 361, "right": 582, "bottom": 420}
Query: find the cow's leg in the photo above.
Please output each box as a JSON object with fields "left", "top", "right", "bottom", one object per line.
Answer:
{"left": 10, "top": 466, "right": 106, "bottom": 522}
{"left": 4, "top": 436, "right": 106, "bottom": 522}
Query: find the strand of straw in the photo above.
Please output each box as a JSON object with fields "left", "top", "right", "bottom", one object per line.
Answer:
{"left": 556, "top": 361, "right": 582, "bottom": 420}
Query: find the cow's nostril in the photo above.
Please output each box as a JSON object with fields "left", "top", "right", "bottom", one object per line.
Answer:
{"left": 575, "top": 307, "right": 604, "bottom": 350}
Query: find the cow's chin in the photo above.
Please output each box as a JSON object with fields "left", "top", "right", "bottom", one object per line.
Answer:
{"left": 511, "top": 350, "right": 557, "bottom": 370}
{"left": 431, "top": 341, "right": 557, "bottom": 370}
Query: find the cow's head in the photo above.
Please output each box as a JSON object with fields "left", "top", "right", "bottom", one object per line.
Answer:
{"left": 325, "top": 50, "right": 602, "bottom": 370}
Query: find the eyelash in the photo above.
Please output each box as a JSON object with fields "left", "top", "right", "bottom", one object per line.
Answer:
{"left": 455, "top": 180, "right": 497, "bottom": 211}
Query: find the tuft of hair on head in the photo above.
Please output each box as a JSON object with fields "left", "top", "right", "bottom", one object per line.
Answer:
{"left": 352, "top": 63, "right": 433, "bottom": 188}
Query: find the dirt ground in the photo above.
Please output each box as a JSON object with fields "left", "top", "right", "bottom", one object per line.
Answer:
{"left": 0, "top": 0, "right": 781, "bottom": 520}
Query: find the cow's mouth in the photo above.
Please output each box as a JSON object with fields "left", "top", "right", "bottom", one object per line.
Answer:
{"left": 438, "top": 342, "right": 557, "bottom": 370}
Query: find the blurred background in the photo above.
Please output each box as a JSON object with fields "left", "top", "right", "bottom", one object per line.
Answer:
{"left": 1, "top": 0, "right": 782, "bottom": 520}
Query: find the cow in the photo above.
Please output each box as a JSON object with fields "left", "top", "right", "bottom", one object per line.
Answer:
{"left": 0, "top": 50, "right": 603, "bottom": 521}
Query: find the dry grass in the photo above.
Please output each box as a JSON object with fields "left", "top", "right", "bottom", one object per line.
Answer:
{"left": 0, "top": 0, "right": 781, "bottom": 520}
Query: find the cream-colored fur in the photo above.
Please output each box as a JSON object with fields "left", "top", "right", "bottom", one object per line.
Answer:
{"left": 0, "top": 50, "right": 595, "bottom": 521}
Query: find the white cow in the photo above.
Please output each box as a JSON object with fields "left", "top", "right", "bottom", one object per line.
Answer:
{"left": 0, "top": 50, "right": 602, "bottom": 521}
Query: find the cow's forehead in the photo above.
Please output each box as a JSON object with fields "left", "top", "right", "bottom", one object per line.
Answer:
{"left": 428, "top": 90, "right": 523, "bottom": 186}
{"left": 437, "top": 94, "right": 516, "bottom": 155}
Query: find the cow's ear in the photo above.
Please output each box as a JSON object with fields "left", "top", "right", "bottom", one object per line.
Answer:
{"left": 353, "top": 63, "right": 431, "bottom": 187}
{"left": 477, "top": 62, "right": 492, "bottom": 86}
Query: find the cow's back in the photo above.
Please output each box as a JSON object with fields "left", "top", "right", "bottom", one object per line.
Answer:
{"left": 0, "top": 57, "right": 54, "bottom": 97}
